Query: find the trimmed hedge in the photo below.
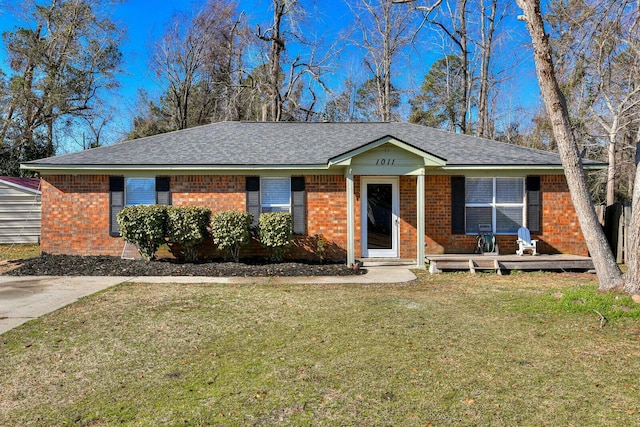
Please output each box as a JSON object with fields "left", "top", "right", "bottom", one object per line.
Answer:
{"left": 117, "top": 205, "right": 167, "bottom": 261}
{"left": 166, "top": 206, "right": 211, "bottom": 262}
{"left": 259, "top": 212, "right": 292, "bottom": 262}
{"left": 118, "top": 206, "right": 296, "bottom": 263}
{"left": 210, "top": 210, "right": 253, "bottom": 262}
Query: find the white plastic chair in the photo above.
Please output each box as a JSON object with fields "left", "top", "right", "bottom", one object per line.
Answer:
{"left": 516, "top": 226, "right": 538, "bottom": 256}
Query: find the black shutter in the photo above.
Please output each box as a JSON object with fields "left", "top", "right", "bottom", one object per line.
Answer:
{"left": 451, "top": 176, "right": 466, "bottom": 235}
{"left": 246, "top": 177, "right": 260, "bottom": 227}
{"left": 526, "top": 176, "right": 541, "bottom": 233}
{"left": 291, "top": 176, "right": 306, "bottom": 235}
{"left": 109, "top": 176, "right": 124, "bottom": 236}
{"left": 156, "top": 176, "right": 171, "bottom": 205}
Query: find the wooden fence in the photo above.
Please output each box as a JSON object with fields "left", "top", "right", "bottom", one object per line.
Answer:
{"left": 596, "top": 202, "right": 632, "bottom": 264}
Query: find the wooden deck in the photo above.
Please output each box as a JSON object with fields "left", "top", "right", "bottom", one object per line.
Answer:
{"left": 426, "top": 254, "right": 594, "bottom": 275}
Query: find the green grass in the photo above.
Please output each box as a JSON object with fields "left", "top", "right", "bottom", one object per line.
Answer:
{"left": 1, "top": 272, "right": 639, "bottom": 426}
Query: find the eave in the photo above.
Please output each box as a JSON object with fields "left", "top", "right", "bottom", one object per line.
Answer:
{"left": 21, "top": 163, "right": 336, "bottom": 175}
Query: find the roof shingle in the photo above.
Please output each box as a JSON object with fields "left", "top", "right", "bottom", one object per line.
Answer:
{"left": 23, "top": 122, "right": 596, "bottom": 168}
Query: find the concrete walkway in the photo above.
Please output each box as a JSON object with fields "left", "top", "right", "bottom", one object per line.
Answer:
{"left": 0, "top": 266, "right": 416, "bottom": 335}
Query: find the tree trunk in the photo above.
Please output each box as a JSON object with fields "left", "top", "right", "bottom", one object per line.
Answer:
{"left": 606, "top": 136, "right": 616, "bottom": 206}
{"left": 269, "top": 1, "right": 285, "bottom": 122}
{"left": 460, "top": 0, "right": 469, "bottom": 134}
{"left": 476, "top": 0, "right": 497, "bottom": 139}
{"left": 624, "top": 136, "right": 640, "bottom": 294}
{"left": 516, "top": 0, "right": 623, "bottom": 290}
{"left": 383, "top": 1, "right": 392, "bottom": 122}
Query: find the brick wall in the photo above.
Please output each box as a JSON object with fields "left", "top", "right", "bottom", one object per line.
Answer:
{"left": 536, "top": 175, "right": 587, "bottom": 255}
{"left": 40, "top": 175, "right": 122, "bottom": 255}
{"left": 171, "top": 175, "right": 245, "bottom": 210}
{"left": 40, "top": 173, "right": 588, "bottom": 259}
{"left": 399, "top": 176, "right": 417, "bottom": 259}
{"left": 421, "top": 174, "right": 588, "bottom": 256}
{"left": 303, "top": 175, "right": 347, "bottom": 260}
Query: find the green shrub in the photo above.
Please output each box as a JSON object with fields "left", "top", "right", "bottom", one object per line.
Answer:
{"left": 117, "top": 205, "right": 167, "bottom": 261}
{"left": 259, "top": 212, "right": 292, "bottom": 262}
{"left": 166, "top": 206, "right": 211, "bottom": 262}
{"left": 210, "top": 210, "right": 253, "bottom": 262}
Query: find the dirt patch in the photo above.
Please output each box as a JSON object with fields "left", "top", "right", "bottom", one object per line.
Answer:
{"left": 3, "top": 254, "right": 364, "bottom": 277}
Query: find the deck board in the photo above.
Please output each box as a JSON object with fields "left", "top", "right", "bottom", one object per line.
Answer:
{"left": 426, "top": 254, "right": 594, "bottom": 274}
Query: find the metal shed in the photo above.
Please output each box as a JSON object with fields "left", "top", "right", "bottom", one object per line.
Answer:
{"left": 0, "top": 177, "right": 41, "bottom": 244}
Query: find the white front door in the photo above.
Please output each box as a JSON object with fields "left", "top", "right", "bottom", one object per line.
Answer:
{"left": 361, "top": 177, "right": 399, "bottom": 258}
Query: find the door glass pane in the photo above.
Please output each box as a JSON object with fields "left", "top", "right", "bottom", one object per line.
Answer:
{"left": 367, "top": 183, "right": 392, "bottom": 250}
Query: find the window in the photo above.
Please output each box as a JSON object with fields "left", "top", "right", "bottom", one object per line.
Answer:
{"left": 465, "top": 177, "right": 524, "bottom": 234}
{"left": 109, "top": 176, "right": 171, "bottom": 236}
{"left": 261, "top": 177, "right": 291, "bottom": 213}
{"left": 245, "top": 176, "right": 306, "bottom": 235}
{"left": 125, "top": 178, "right": 156, "bottom": 206}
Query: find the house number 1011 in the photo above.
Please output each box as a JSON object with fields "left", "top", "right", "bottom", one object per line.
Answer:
{"left": 376, "top": 158, "right": 396, "bottom": 165}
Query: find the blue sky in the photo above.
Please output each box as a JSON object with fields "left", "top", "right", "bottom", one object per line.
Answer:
{"left": 0, "top": 0, "right": 357, "bottom": 140}
{"left": 107, "top": 0, "right": 355, "bottom": 99}
{"left": 0, "top": 0, "right": 540, "bottom": 149}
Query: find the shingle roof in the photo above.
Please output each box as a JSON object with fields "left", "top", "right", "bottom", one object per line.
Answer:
{"left": 23, "top": 122, "right": 598, "bottom": 168}
{"left": 0, "top": 176, "right": 41, "bottom": 192}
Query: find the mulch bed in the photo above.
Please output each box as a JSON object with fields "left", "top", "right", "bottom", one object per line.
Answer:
{"left": 3, "top": 254, "right": 365, "bottom": 277}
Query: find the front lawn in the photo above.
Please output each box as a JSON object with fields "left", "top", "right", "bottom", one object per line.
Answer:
{"left": 1, "top": 272, "right": 639, "bottom": 426}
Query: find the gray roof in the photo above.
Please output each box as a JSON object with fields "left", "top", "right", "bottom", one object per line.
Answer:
{"left": 23, "top": 121, "right": 599, "bottom": 169}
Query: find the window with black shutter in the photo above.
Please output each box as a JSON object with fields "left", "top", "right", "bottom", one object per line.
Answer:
{"left": 245, "top": 176, "right": 307, "bottom": 234}
{"left": 109, "top": 176, "right": 124, "bottom": 236}
{"left": 451, "top": 176, "right": 465, "bottom": 235}
{"left": 156, "top": 176, "right": 171, "bottom": 205}
{"left": 109, "top": 176, "right": 172, "bottom": 236}
{"left": 526, "top": 176, "right": 541, "bottom": 233}
{"left": 291, "top": 177, "right": 306, "bottom": 235}
{"left": 246, "top": 177, "right": 261, "bottom": 228}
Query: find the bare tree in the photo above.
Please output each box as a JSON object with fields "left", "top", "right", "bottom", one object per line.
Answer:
{"left": 348, "top": 0, "right": 449, "bottom": 122}
{"left": 0, "top": 0, "right": 122, "bottom": 175}
{"left": 476, "top": 0, "right": 512, "bottom": 138}
{"left": 150, "top": 1, "right": 244, "bottom": 130}
{"left": 257, "top": 0, "right": 288, "bottom": 121}
{"left": 516, "top": 0, "right": 624, "bottom": 290}
{"left": 545, "top": 0, "right": 640, "bottom": 206}
{"left": 255, "top": 0, "right": 336, "bottom": 122}
{"left": 424, "top": 0, "right": 472, "bottom": 132}
{"left": 402, "top": 0, "right": 516, "bottom": 136}
{"left": 349, "top": 0, "right": 429, "bottom": 122}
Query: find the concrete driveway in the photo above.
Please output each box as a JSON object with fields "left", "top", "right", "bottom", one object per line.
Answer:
{"left": 0, "top": 276, "right": 132, "bottom": 334}
{"left": 0, "top": 266, "right": 417, "bottom": 335}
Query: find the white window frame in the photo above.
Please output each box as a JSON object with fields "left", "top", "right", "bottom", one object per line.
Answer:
{"left": 260, "top": 177, "right": 291, "bottom": 213}
{"left": 465, "top": 177, "right": 525, "bottom": 235}
{"left": 125, "top": 177, "right": 156, "bottom": 206}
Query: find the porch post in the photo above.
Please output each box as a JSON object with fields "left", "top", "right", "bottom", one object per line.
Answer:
{"left": 416, "top": 172, "right": 426, "bottom": 268}
{"left": 346, "top": 171, "right": 356, "bottom": 266}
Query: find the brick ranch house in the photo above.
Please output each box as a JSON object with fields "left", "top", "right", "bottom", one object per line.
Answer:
{"left": 22, "top": 122, "right": 604, "bottom": 268}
